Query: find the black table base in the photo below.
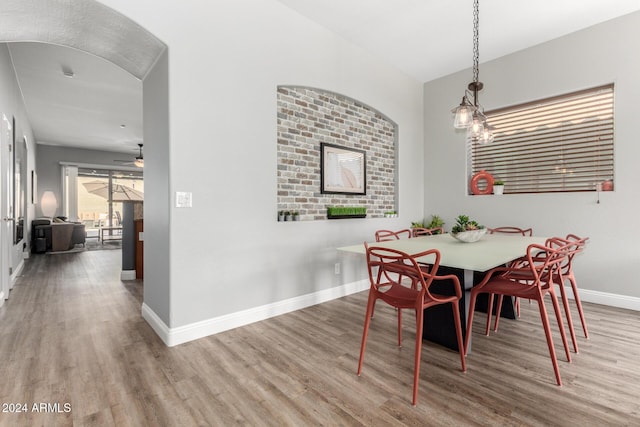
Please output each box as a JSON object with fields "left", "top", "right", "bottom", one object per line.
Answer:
{"left": 421, "top": 267, "right": 516, "bottom": 352}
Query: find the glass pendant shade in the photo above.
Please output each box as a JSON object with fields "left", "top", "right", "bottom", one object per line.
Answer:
{"left": 478, "top": 126, "right": 494, "bottom": 144}
{"left": 452, "top": 97, "right": 475, "bottom": 128}
{"left": 467, "top": 112, "right": 485, "bottom": 141}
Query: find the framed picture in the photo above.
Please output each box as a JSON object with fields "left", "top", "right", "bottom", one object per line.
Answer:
{"left": 321, "top": 143, "right": 366, "bottom": 195}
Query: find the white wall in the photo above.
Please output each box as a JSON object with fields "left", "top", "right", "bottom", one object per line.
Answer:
{"left": 424, "top": 12, "right": 640, "bottom": 303}
{"left": 99, "top": 0, "right": 424, "bottom": 336}
{"left": 0, "top": 44, "right": 36, "bottom": 278}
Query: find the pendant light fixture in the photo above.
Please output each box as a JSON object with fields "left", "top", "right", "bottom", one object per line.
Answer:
{"left": 451, "top": 0, "right": 493, "bottom": 144}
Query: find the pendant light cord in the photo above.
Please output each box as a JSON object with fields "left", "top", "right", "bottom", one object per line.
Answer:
{"left": 472, "top": 0, "right": 480, "bottom": 86}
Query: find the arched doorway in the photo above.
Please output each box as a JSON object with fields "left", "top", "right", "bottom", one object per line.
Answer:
{"left": 0, "top": 1, "right": 169, "bottom": 318}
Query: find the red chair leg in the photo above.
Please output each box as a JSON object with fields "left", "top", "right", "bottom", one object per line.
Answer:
{"left": 464, "top": 291, "right": 479, "bottom": 356}
{"left": 451, "top": 301, "right": 466, "bottom": 372}
{"left": 493, "top": 294, "right": 503, "bottom": 332}
{"left": 357, "top": 293, "right": 377, "bottom": 376}
{"left": 557, "top": 277, "right": 578, "bottom": 353}
{"left": 536, "top": 297, "right": 563, "bottom": 386}
{"left": 412, "top": 307, "right": 424, "bottom": 406}
{"left": 485, "top": 293, "right": 495, "bottom": 335}
{"left": 397, "top": 308, "right": 403, "bottom": 347}
{"left": 549, "top": 289, "right": 571, "bottom": 363}
{"left": 568, "top": 273, "right": 589, "bottom": 338}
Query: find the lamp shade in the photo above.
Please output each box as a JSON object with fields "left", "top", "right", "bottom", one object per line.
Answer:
{"left": 467, "top": 112, "right": 485, "bottom": 142}
{"left": 41, "top": 191, "right": 58, "bottom": 217}
{"left": 452, "top": 97, "right": 475, "bottom": 128}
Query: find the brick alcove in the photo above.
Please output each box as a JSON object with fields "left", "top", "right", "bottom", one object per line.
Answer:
{"left": 277, "top": 86, "right": 398, "bottom": 221}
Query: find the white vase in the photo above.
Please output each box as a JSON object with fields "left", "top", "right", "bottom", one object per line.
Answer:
{"left": 493, "top": 185, "right": 504, "bottom": 195}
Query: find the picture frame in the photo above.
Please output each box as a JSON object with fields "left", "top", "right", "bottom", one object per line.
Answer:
{"left": 320, "top": 143, "right": 366, "bottom": 195}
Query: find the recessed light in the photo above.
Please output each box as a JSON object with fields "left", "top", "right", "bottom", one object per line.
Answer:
{"left": 120, "top": 124, "right": 126, "bottom": 128}
{"left": 62, "top": 67, "right": 75, "bottom": 78}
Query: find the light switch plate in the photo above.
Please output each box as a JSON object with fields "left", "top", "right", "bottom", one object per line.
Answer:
{"left": 176, "top": 191, "right": 192, "bottom": 208}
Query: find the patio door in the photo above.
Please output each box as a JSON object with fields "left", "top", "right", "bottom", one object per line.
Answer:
{"left": 74, "top": 168, "right": 143, "bottom": 232}
{"left": 0, "top": 115, "right": 14, "bottom": 305}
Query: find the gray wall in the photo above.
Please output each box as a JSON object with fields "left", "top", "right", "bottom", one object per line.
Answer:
{"left": 142, "top": 48, "right": 171, "bottom": 326}
{"left": 423, "top": 11, "right": 640, "bottom": 302}
{"left": 34, "top": 144, "right": 137, "bottom": 218}
{"left": 101, "top": 0, "right": 425, "bottom": 332}
{"left": 0, "top": 44, "right": 36, "bottom": 275}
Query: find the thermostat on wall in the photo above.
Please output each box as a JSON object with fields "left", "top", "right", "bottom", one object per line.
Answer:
{"left": 176, "top": 191, "right": 192, "bottom": 208}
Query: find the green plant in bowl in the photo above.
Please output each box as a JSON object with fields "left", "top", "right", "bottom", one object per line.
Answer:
{"left": 451, "top": 215, "right": 486, "bottom": 242}
{"left": 451, "top": 215, "right": 484, "bottom": 233}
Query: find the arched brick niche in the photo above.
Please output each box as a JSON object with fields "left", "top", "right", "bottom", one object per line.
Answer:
{"left": 276, "top": 86, "right": 398, "bottom": 221}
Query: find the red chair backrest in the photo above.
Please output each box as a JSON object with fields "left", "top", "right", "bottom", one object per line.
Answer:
{"left": 412, "top": 227, "right": 444, "bottom": 237}
{"left": 364, "top": 243, "right": 461, "bottom": 304}
{"left": 546, "top": 234, "right": 588, "bottom": 275}
{"left": 375, "top": 229, "right": 412, "bottom": 242}
{"left": 488, "top": 226, "right": 533, "bottom": 236}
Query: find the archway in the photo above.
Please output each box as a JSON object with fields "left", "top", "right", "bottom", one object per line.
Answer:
{"left": 0, "top": 0, "right": 171, "bottom": 326}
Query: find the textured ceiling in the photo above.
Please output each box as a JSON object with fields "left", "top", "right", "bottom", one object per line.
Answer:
{"left": 3, "top": 1, "right": 640, "bottom": 155}
{"left": 0, "top": 0, "right": 165, "bottom": 155}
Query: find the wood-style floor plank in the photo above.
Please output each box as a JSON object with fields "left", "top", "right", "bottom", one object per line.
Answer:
{"left": 0, "top": 250, "right": 639, "bottom": 426}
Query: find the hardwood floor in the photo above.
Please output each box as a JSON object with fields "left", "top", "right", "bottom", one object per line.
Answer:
{"left": 1, "top": 250, "right": 639, "bottom": 426}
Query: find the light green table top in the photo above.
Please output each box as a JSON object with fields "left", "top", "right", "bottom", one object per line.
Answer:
{"left": 338, "top": 233, "right": 547, "bottom": 272}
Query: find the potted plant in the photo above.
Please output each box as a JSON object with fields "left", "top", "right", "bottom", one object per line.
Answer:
{"left": 278, "top": 210, "right": 285, "bottom": 221}
{"left": 284, "top": 210, "right": 292, "bottom": 221}
{"left": 292, "top": 210, "right": 299, "bottom": 221}
{"left": 384, "top": 210, "right": 397, "bottom": 218}
{"left": 493, "top": 180, "right": 505, "bottom": 195}
{"left": 425, "top": 214, "right": 445, "bottom": 233}
{"left": 451, "top": 214, "right": 486, "bottom": 242}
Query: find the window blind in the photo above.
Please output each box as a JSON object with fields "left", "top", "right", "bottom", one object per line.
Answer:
{"left": 471, "top": 84, "right": 614, "bottom": 194}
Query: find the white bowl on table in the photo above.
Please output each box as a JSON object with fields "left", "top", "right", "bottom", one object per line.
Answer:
{"left": 451, "top": 228, "right": 487, "bottom": 243}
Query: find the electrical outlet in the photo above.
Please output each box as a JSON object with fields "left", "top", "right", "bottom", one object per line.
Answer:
{"left": 334, "top": 263, "right": 341, "bottom": 275}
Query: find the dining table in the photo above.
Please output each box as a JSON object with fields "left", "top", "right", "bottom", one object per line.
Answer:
{"left": 338, "top": 232, "right": 547, "bottom": 351}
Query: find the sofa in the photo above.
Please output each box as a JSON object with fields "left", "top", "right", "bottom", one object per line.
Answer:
{"left": 32, "top": 218, "right": 86, "bottom": 253}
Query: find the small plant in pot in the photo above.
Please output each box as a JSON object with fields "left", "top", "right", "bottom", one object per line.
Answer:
{"left": 451, "top": 215, "right": 486, "bottom": 242}
{"left": 284, "top": 210, "right": 292, "bottom": 221}
{"left": 278, "top": 210, "right": 285, "bottom": 221}
{"left": 425, "top": 214, "right": 445, "bottom": 233}
{"left": 493, "top": 180, "right": 505, "bottom": 195}
{"left": 411, "top": 214, "right": 445, "bottom": 235}
{"left": 292, "top": 210, "right": 299, "bottom": 221}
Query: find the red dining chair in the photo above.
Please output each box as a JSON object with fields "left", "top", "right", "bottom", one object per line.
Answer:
{"left": 464, "top": 242, "right": 572, "bottom": 386}
{"left": 488, "top": 226, "right": 534, "bottom": 320}
{"left": 358, "top": 243, "right": 466, "bottom": 406}
{"left": 411, "top": 227, "right": 444, "bottom": 237}
{"left": 551, "top": 234, "right": 590, "bottom": 339}
{"left": 491, "top": 235, "right": 589, "bottom": 354}
{"left": 488, "top": 226, "right": 533, "bottom": 236}
{"left": 375, "top": 229, "right": 412, "bottom": 242}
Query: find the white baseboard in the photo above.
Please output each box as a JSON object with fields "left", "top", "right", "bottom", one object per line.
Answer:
{"left": 142, "top": 279, "right": 369, "bottom": 347}
{"left": 10, "top": 260, "right": 24, "bottom": 289}
{"left": 120, "top": 270, "right": 137, "bottom": 281}
{"left": 140, "top": 281, "right": 639, "bottom": 347}
{"left": 565, "top": 286, "right": 640, "bottom": 311}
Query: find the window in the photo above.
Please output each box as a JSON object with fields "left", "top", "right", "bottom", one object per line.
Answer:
{"left": 63, "top": 165, "right": 143, "bottom": 229}
{"left": 470, "top": 84, "right": 614, "bottom": 194}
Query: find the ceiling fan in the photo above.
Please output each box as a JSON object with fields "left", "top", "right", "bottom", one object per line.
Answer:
{"left": 114, "top": 143, "right": 144, "bottom": 168}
